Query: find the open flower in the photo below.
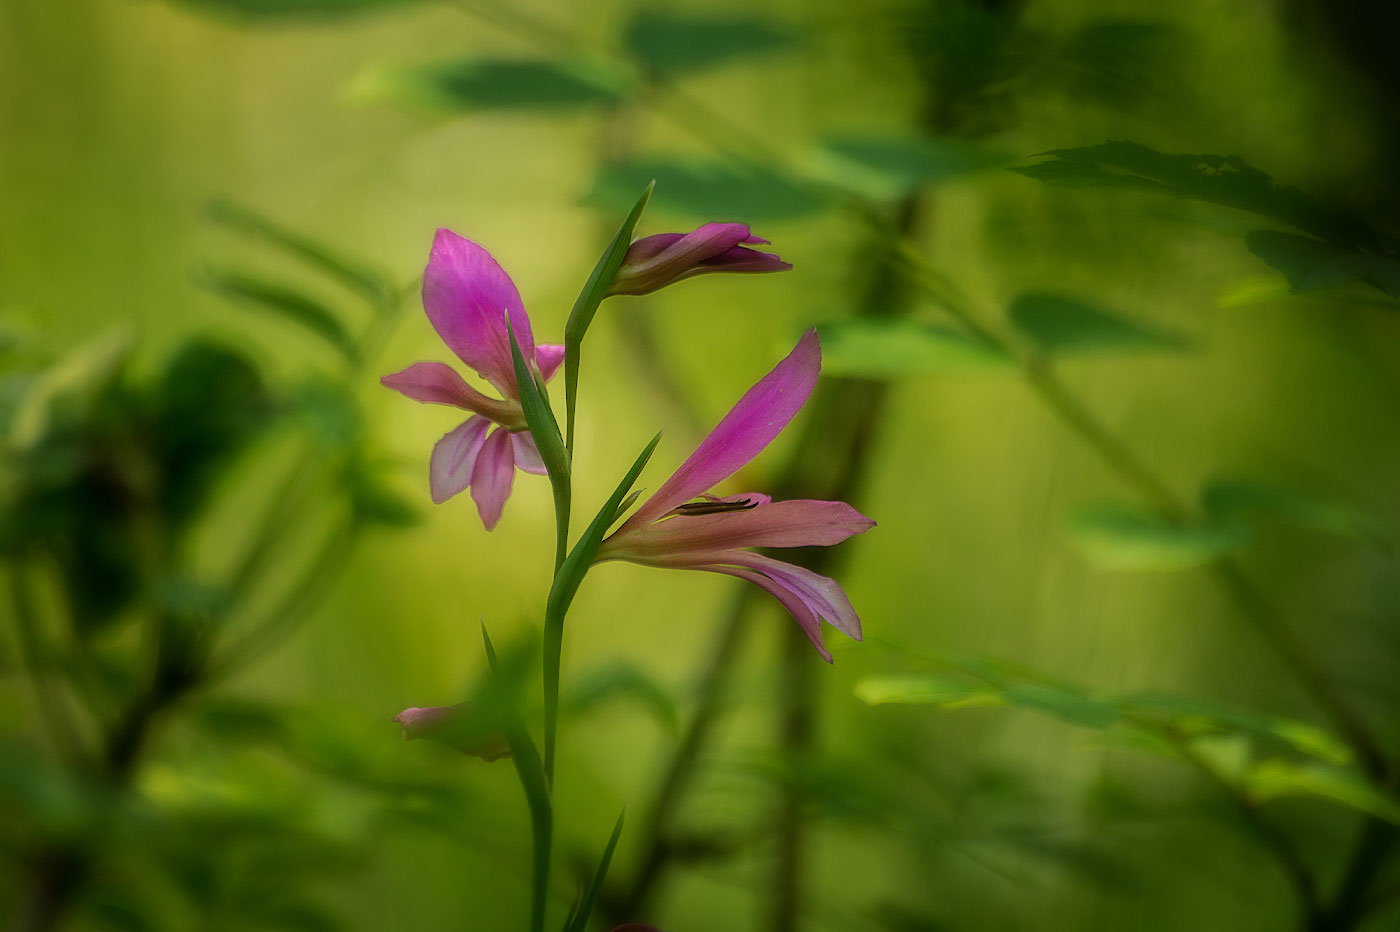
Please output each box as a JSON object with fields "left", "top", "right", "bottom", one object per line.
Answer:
{"left": 607, "top": 222, "right": 792, "bottom": 296}
{"left": 596, "top": 330, "right": 874, "bottom": 661}
{"left": 382, "top": 230, "right": 565, "bottom": 529}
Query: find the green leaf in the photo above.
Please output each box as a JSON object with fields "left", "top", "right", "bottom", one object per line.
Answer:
{"left": 1202, "top": 478, "right": 1383, "bottom": 543}
{"left": 853, "top": 673, "right": 1003, "bottom": 709}
{"left": 481, "top": 623, "right": 552, "bottom": 932}
{"left": 565, "top": 183, "right": 653, "bottom": 454}
{"left": 353, "top": 59, "right": 633, "bottom": 114}
{"left": 1067, "top": 502, "right": 1251, "bottom": 571}
{"left": 624, "top": 12, "right": 795, "bottom": 75}
{"left": 208, "top": 200, "right": 390, "bottom": 304}
{"left": 1040, "top": 21, "right": 1186, "bottom": 110}
{"left": 1003, "top": 683, "right": 1119, "bottom": 729}
{"left": 563, "top": 661, "right": 678, "bottom": 734}
{"left": 588, "top": 158, "right": 829, "bottom": 222}
{"left": 542, "top": 433, "right": 661, "bottom": 782}
{"left": 1008, "top": 293, "right": 1188, "bottom": 356}
{"left": 814, "top": 134, "right": 1010, "bottom": 199}
{"left": 506, "top": 317, "right": 570, "bottom": 564}
{"left": 1245, "top": 760, "right": 1400, "bottom": 824}
{"left": 347, "top": 459, "right": 421, "bottom": 528}
{"left": 1245, "top": 230, "right": 1400, "bottom": 299}
{"left": 173, "top": 0, "right": 424, "bottom": 21}
{"left": 563, "top": 809, "right": 625, "bottom": 932}
{"left": 1014, "top": 141, "right": 1379, "bottom": 250}
{"left": 203, "top": 269, "right": 358, "bottom": 361}
{"left": 819, "top": 319, "right": 1010, "bottom": 378}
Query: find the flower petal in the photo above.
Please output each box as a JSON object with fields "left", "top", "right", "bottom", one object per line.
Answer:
{"left": 624, "top": 329, "right": 821, "bottom": 528}
{"left": 535, "top": 343, "right": 565, "bottom": 382}
{"left": 429, "top": 416, "right": 491, "bottom": 504}
{"left": 611, "top": 499, "right": 873, "bottom": 558}
{"left": 470, "top": 427, "right": 517, "bottom": 530}
{"left": 511, "top": 431, "right": 547, "bottom": 475}
{"left": 706, "top": 564, "right": 831, "bottom": 662}
{"left": 422, "top": 229, "right": 535, "bottom": 397}
{"left": 382, "top": 362, "right": 519, "bottom": 424}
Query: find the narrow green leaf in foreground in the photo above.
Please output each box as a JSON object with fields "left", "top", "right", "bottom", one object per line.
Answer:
{"left": 507, "top": 318, "right": 570, "bottom": 569}
{"left": 542, "top": 433, "right": 661, "bottom": 784}
{"left": 565, "top": 182, "right": 654, "bottom": 455}
{"left": 203, "top": 269, "right": 357, "bottom": 361}
{"left": 563, "top": 809, "right": 626, "bottom": 932}
{"left": 1008, "top": 292, "right": 1189, "bottom": 357}
{"left": 1067, "top": 502, "right": 1251, "bottom": 571}
{"left": 819, "top": 319, "right": 1010, "bottom": 378}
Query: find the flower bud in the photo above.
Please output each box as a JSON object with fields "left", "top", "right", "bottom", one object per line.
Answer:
{"left": 393, "top": 704, "right": 511, "bottom": 761}
{"left": 607, "top": 223, "right": 791, "bottom": 296}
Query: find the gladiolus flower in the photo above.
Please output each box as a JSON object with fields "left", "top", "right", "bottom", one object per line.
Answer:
{"left": 606, "top": 222, "right": 792, "bottom": 296}
{"left": 382, "top": 230, "right": 565, "bottom": 529}
{"left": 596, "top": 330, "right": 874, "bottom": 661}
{"left": 393, "top": 704, "right": 511, "bottom": 761}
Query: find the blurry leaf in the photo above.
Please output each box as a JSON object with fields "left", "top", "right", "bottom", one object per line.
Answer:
{"left": 854, "top": 673, "right": 1003, "bottom": 709}
{"left": 1126, "top": 692, "right": 1353, "bottom": 766}
{"left": 1245, "top": 760, "right": 1400, "bottom": 824}
{"left": 1015, "top": 141, "right": 1379, "bottom": 250}
{"left": 353, "top": 59, "right": 633, "bottom": 114}
{"left": 1202, "top": 478, "right": 1383, "bottom": 543}
{"left": 1245, "top": 230, "right": 1400, "bottom": 299}
{"left": 819, "top": 319, "right": 1011, "bottom": 378}
{"left": 624, "top": 11, "right": 795, "bottom": 75}
{"left": 9, "top": 330, "right": 131, "bottom": 451}
{"left": 1008, "top": 293, "right": 1189, "bottom": 356}
{"left": 1002, "top": 683, "right": 1119, "bottom": 729}
{"left": 1040, "top": 21, "right": 1186, "bottom": 110}
{"left": 1215, "top": 277, "right": 1292, "bottom": 308}
{"left": 194, "top": 697, "right": 287, "bottom": 744}
{"left": 814, "top": 134, "right": 1011, "bottom": 199}
{"left": 1067, "top": 502, "right": 1251, "bottom": 571}
{"left": 209, "top": 200, "right": 390, "bottom": 305}
{"left": 288, "top": 379, "right": 363, "bottom": 451}
{"left": 565, "top": 182, "right": 653, "bottom": 452}
{"left": 562, "top": 662, "right": 678, "bottom": 733}
{"left": 1187, "top": 733, "right": 1252, "bottom": 782}
{"left": 347, "top": 467, "right": 421, "bottom": 528}
{"left": 204, "top": 269, "right": 357, "bottom": 361}
{"left": 172, "top": 0, "right": 424, "bottom": 21}
{"left": 151, "top": 340, "right": 274, "bottom": 525}
{"left": 588, "top": 158, "right": 830, "bottom": 222}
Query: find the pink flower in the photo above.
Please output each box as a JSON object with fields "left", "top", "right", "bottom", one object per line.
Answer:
{"left": 382, "top": 230, "right": 565, "bottom": 529}
{"left": 596, "top": 330, "right": 874, "bottom": 661}
{"left": 607, "top": 223, "right": 792, "bottom": 296}
{"left": 393, "top": 704, "right": 510, "bottom": 761}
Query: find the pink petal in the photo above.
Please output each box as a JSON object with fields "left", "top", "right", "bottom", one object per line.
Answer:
{"left": 422, "top": 229, "right": 535, "bottom": 398}
{"left": 511, "top": 431, "right": 547, "bottom": 475}
{"left": 535, "top": 343, "right": 565, "bottom": 382}
{"left": 612, "top": 499, "right": 874, "bottom": 558}
{"left": 623, "top": 330, "right": 821, "bottom": 528}
{"left": 429, "top": 416, "right": 490, "bottom": 504}
{"left": 382, "top": 362, "right": 519, "bottom": 424}
{"left": 470, "top": 427, "right": 517, "bottom": 530}
{"left": 709, "top": 564, "right": 831, "bottom": 662}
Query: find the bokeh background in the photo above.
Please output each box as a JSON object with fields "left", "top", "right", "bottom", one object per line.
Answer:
{"left": 4, "top": 0, "right": 1400, "bottom": 930}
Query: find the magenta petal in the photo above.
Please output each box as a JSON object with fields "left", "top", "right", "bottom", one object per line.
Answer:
{"left": 535, "top": 343, "right": 565, "bottom": 382}
{"left": 624, "top": 330, "right": 821, "bottom": 528}
{"left": 422, "top": 229, "right": 535, "bottom": 398}
{"left": 735, "top": 552, "right": 863, "bottom": 640}
{"left": 711, "top": 564, "right": 831, "bottom": 661}
{"left": 429, "top": 416, "right": 491, "bottom": 504}
{"left": 470, "top": 428, "right": 517, "bottom": 530}
{"left": 511, "top": 431, "right": 547, "bottom": 475}
{"left": 618, "top": 499, "right": 874, "bottom": 557}
{"left": 382, "top": 362, "right": 519, "bottom": 424}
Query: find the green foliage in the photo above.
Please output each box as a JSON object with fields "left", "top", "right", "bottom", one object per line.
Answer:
{"left": 1008, "top": 293, "right": 1189, "bottom": 356}
{"left": 202, "top": 269, "right": 359, "bottom": 361}
{"left": 819, "top": 319, "right": 1009, "bottom": 378}
{"left": 814, "top": 134, "right": 1010, "bottom": 200}
{"left": 172, "top": 0, "right": 424, "bottom": 22}
{"left": 588, "top": 158, "right": 829, "bottom": 221}
{"left": 623, "top": 12, "right": 795, "bottom": 76}
{"left": 1067, "top": 502, "right": 1251, "bottom": 571}
{"left": 354, "top": 59, "right": 633, "bottom": 114}
{"left": 562, "top": 661, "right": 678, "bottom": 734}
{"left": 565, "top": 183, "right": 653, "bottom": 453}
{"left": 562, "top": 809, "right": 624, "bottom": 932}
{"left": 1201, "top": 478, "right": 1383, "bottom": 543}
{"left": 1245, "top": 231, "right": 1400, "bottom": 298}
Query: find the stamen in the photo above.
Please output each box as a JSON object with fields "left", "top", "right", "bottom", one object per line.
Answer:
{"left": 672, "top": 498, "right": 760, "bottom": 516}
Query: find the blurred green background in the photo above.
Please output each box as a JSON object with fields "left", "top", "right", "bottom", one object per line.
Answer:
{"left": 4, "top": 0, "right": 1400, "bottom": 929}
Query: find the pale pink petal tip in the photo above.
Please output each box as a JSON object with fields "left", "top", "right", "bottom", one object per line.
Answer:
{"left": 470, "top": 427, "right": 517, "bottom": 530}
